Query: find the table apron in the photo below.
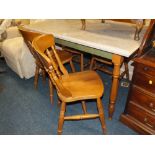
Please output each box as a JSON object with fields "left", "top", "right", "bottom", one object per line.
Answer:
{"left": 55, "top": 38, "right": 113, "bottom": 60}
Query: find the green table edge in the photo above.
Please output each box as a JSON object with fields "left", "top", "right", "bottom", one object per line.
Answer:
{"left": 55, "top": 38, "right": 113, "bottom": 60}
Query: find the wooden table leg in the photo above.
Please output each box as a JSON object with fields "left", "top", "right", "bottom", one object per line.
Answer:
{"left": 109, "top": 54, "right": 124, "bottom": 119}
{"left": 81, "top": 19, "right": 86, "bottom": 30}
{"left": 134, "top": 20, "right": 144, "bottom": 41}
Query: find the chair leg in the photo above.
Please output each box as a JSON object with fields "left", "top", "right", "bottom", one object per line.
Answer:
{"left": 80, "top": 54, "right": 84, "bottom": 71}
{"left": 58, "top": 101, "right": 66, "bottom": 135}
{"left": 57, "top": 98, "right": 66, "bottom": 112}
{"left": 101, "top": 19, "right": 105, "bottom": 23}
{"left": 34, "top": 65, "right": 39, "bottom": 89}
{"left": 42, "top": 69, "right": 46, "bottom": 84}
{"left": 124, "top": 62, "right": 129, "bottom": 80}
{"left": 58, "top": 98, "right": 61, "bottom": 107}
{"left": 96, "top": 98, "right": 106, "bottom": 134}
{"left": 90, "top": 57, "right": 95, "bottom": 70}
{"left": 81, "top": 101, "right": 87, "bottom": 114}
{"left": 49, "top": 79, "right": 54, "bottom": 104}
{"left": 69, "top": 60, "right": 76, "bottom": 72}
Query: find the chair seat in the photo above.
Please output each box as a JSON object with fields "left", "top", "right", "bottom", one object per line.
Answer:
{"left": 60, "top": 70, "right": 104, "bottom": 102}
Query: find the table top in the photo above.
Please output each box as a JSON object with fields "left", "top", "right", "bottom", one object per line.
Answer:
{"left": 26, "top": 19, "right": 147, "bottom": 57}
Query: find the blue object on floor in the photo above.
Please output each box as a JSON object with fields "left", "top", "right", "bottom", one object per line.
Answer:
{"left": 0, "top": 59, "right": 137, "bottom": 135}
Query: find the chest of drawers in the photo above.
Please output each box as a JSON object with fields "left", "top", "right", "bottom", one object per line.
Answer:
{"left": 120, "top": 48, "right": 155, "bottom": 134}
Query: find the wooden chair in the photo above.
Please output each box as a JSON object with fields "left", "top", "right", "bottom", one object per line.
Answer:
{"left": 18, "top": 26, "right": 76, "bottom": 103}
{"left": 89, "top": 19, "right": 149, "bottom": 80}
{"left": 18, "top": 26, "right": 46, "bottom": 89}
{"left": 89, "top": 56, "right": 131, "bottom": 80}
{"left": 58, "top": 46, "right": 84, "bottom": 71}
{"left": 32, "top": 34, "right": 106, "bottom": 134}
{"left": 81, "top": 19, "right": 142, "bottom": 80}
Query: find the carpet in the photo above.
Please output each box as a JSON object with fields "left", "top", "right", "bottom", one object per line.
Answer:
{"left": 0, "top": 58, "right": 137, "bottom": 135}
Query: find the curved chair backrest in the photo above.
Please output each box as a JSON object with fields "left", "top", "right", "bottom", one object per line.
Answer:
{"left": 18, "top": 25, "right": 42, "bottom": 42}
{"left": 18, "top": 26, "right": 43, "bottom": 62}
{"left": 32, "top": 34, "right": 71, "bottom": 98}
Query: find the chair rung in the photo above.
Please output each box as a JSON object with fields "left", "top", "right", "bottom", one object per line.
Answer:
{"left": 120, "top": 70, "right": 127, "bottom": 79}
{"left": 64, "top": 114, "right": 99, "bottom": 120}
{"left": 95, "top": 65, "right": 113, "bottom": 75}
{"left": 94, "top": 57, "right": 113, "bottom": 65}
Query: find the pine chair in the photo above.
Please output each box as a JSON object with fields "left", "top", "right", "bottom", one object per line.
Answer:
{"left": 89, "top": 56, "right": 131, "bottom": 80}
{"left": 18, "top": 26, "right": 46, "bottom": 89}
{"left": 18, "top": 26, "right": 76, "bottom": 103}
{"left": 32, "top": 34, "right": 106, "bottom": 134}
{"left": 61, "top": 46, "right": 84, "bottom": 71}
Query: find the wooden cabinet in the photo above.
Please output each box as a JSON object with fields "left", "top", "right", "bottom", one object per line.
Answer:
{"left": 120, "top": 48, "right": 155, "bottom": 134}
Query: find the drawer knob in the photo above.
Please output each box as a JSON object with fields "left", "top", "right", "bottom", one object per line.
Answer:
{"left": 144, "top": 67, "right": 148, "bottom": 71}
{"left": 149, "top": 102, "right": 155, "bottom": 112}
{"left": 144, "top": 117, "right": 148, "bottom": 122}
{"left": 149, "top": 80, "right": 153, "bottom": 85}
{"left": 149, "top": 102, "right": 154, "bottom": 108}
{"left": 144, "top": 117, "right": 154, "bottom": 128}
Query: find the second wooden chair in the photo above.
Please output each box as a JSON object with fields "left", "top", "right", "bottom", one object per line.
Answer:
{"left": 90, "top": 56, "right": 131, "bottom": 80}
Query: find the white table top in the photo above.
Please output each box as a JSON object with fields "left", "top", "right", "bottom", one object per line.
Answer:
{"left": 26, "top": 19, "right": 147, "bottom": 57}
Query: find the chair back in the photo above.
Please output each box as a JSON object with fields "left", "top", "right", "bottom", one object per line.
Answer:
{"left": 18, "top": 26, "right": 43, "bottom": 63}
{"left": 32, "top": 34, "right": 71, "bottom": 97}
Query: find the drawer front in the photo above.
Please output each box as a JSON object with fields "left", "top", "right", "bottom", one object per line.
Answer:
{"left": 127, "top": 102, "right": 155, "bottom": 130}
{"left": 133, "top": 73, "right": 155, "bottom": 94}
{"left": 136, "top": 63, "right": 155, "bottom": 77}
{"left": 130, "top": 86, "right": 155, "bottom": 113}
